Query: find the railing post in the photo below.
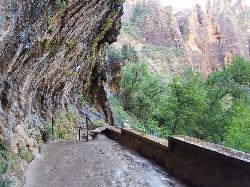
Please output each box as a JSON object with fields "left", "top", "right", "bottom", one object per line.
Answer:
{"left": 86, "top": 117, "right": 89, "bottom": 142}
{"left": 78, "top": 128, "right": 81, "bottom": 140}
{"left": 52, "top": 117, "right": 55, "bottom": 141}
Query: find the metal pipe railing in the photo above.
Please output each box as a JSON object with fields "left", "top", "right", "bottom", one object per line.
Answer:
{"left": 51, "top": 115, "right": 96, "bottom": 141}
{"left": 52, "top": 117, "right": 55, "bottom": 141}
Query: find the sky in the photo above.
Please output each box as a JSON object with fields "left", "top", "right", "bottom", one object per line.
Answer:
{"left": 159, "top": 0, "right": 250, "bottom": 12}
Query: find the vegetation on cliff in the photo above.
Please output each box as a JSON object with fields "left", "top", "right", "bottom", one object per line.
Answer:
{"left": 111, "top": 57, "right": 250, "bottom": 153}
{"left": 0, "top": 143, "right": 18, "bottom": 186}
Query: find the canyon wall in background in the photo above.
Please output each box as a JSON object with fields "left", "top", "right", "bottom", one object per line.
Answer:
{"left": 113, "top": 0, "right": 250, "bottom": 77}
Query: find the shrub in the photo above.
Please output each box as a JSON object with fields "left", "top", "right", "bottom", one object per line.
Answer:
{"left": 46, "top": 110, "right": 82, "bottom": 140}
{"left": 55, "top": 0, "right": 67, "bottom": 15}
{"left": 80, "top": 93, "right": 93, "bottom": 106}
{"left": 65, "top": 41, "right": 76, "bottom": 55}
{"left": 108, "top": 95, "right": 144, "bottom": 130}
{"left": 41, "top": 36, "right": 63, "bottom": 53}
{"left": 50, "top": 36, "right": 62, "bottom": 51}
{"left": 120, "top": 24, "right": 138, "bottom": 38}
{"left": 107, "top": 45, "right": 121, "bottom": 62}
{"left": 89, "top": 119, "right": 107, "bottom": 130}
{"left": 130, "top": 1, "right": 148, "bottom": 24}
{"left": 18, "top": 143, "right": 33, "bottom": 163}
{"left": 47, "top": 27, "right": 54, "bottom": 34}
{"left": 0, "top": 142, "right": 17, "bottom": 186}
{"left": 121, "top": 43, "right": 139, "bottom": 63}
{"left": 64, "top": 70, "right": 76, "bottom": 78}
{"left": 46, "top": 15, "right": 55, "bottom": 34}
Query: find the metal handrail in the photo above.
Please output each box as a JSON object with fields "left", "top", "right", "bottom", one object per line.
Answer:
{"left": 51, "top": 115, "right": 96, "bottom": 142}
{"left": 75, "top": 116, "right": 97, "bottom": 141}
{"left": 52, "top": 117, "right": 55, "bottom": 141}
{"left": 77, "top": 116, "right": 95, "bottom": 141}
{"left": 81, "top": 116, "right": 95, "bottom": 141}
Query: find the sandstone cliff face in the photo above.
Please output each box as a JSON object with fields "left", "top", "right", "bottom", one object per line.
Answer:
{"left": 114, "top": 0, "right": 250, "bottom": 77}
{"left": 113, "top": 0, "right": 190, "bottom": 75}
{"left": 0, "top": 0, "right": 124, "bottom": 183}
{"left": 139, "top": 1, "right": 183, "bottom": 48}
{"left": 177, "top": 0, "right": 250, "bottom": 77}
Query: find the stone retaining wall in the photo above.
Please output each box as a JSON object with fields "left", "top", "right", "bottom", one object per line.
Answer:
{"left": 103, "top": 127, "right": 250, "bottom": 187}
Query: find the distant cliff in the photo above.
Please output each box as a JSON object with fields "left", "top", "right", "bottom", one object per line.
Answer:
{"left": 177, "top": 0, "right": 250, "bottom": 77}
{"left": 113, "top": 0, "right": 250, "bottom": 77}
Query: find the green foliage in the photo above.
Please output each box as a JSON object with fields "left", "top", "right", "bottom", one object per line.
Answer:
{"left": 46, "top": 15, "right": 54, "bottom": 24}
{"left": 120, "top": 24, "right": 139, "bottom": 38}
{"left": 80, "top": 93, "right": 93, "bottom": 106}
{"left": 37, "top": 137, "right": 44, "bottom": 154}
{"left": 27, "top": 126, "right": 44, "bottom": 153}
{"left": 142, "top": 45, "right": 166, "bottom": 55}
{"left": 0, "top": 143, "right": 10, "bottom": 175}
{"left": 55, "top": 0, "right": 67, "bottom": 15}
{"left": 118, "top": 57, "right": 250, "bottom": 152}
{"left": 92, "top": 10, "right": 118, "bottom": 55}
{"left": 89, "top": 119, "right": 107, "bottom": 130}
{"left": 46, "top": 110, "right": 81, "bottom": 140}
{"left": 46, "top": 15, "right": 55, "bottom": 34}
{"left": 41, "top": 36, "right": 62, "bottom": 53}
{"left": 63, "top": 70, "right": 77, "bottom": 78}
{"left": 47, "top": 27, "right": 54, "bottom": 34}
{"left": 41, "top": 39, "right": 50, "bottom": 52}
{"left": 172, "top": 47, "right": 186, "bottom": 57}
{"left": 119, "top": 62, "right": 167, "bottom": 135}
{"left": 107, "top": 43, "right": 139, "bottom": 64}
{"left": 64, "top": 70, "right": 73, "bottom": 78}
{"left": 130, "top": 0, "right": 147, "bottom": 24}
{"left": 108, "top": 95, "right": 145, "bottom": 130}
{"left": 142, "top": 44, "right": 187, "bottom": 59}
{"left": 121, "top": 43, "right": 139, "bottom": 63}
{"left": 120, "top": 62, "right": 148, "bottom": 111}
{"left": 18, "top": 143, "right": 33, "bottom": 163}
{"left": 224, "top": 107, "right": 250, "bottom": 153}
{"left": 202, "top": 56, "right": 250, "bottom": 142}
{"left": 0, "top": 142, "right": 17, "bottom": 186}
{"left": 65, "top": 41, "right": 76, "bottom": 55}
{"left": 50, "top": 36, "right": 62, "bottom": 51}
{"left": 158, "top": 71, "right": 207, "bottom": 137}
{"left": 107, "top": 45, "right": 121, "bottom": 62}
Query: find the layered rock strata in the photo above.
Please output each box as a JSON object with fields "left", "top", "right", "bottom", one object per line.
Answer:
{"left": 0, "top": 0, "right": 124, "bottom": 183}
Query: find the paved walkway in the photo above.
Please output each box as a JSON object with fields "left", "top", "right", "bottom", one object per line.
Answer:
{"left": 25, "top": 134, "right": 186, "bottom": 187}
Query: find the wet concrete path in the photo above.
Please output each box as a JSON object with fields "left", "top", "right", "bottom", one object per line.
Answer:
{"left": 25, "top": 134, "right": 186, "bottom": 187}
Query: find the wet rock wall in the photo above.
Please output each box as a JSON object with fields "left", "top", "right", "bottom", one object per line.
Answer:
{"left": 0, "top": 0, "right": 124, "bottom": 183}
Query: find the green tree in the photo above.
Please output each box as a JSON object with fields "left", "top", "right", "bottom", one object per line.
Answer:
{"left": 201, "top": 56, "right": 250, "bottom": 142}
{"left": 149, "top": 70, "right": 207, "bottom": 137}
{"left": 121, "top": 44, "right": 129, "bottom": 61}
{"left": 117, "top": 57, "right": 250, "bottom": 152}
{"left": 107, "top": 45, "right": 121, "bottom": 62}
{"left": 121, "top": 44, "right": 139, "bottom": 63}
{"left": 224, "top": 107, "right": 250, "bottom": 153}
{"left": 119, "top": 62, "right": 167, "bottom": 135}
{"left": 120, "top": 62, "right": 149, "bottom": 111}
{"left": 130, "top": 0, "right": 147, "bottom": 24}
